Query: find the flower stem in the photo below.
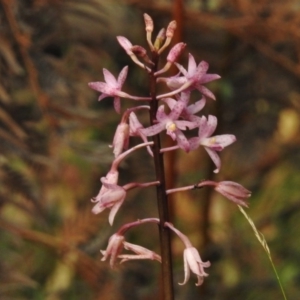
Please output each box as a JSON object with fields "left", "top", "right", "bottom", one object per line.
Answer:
{"left": 149, "top": 51, "right": 174, "bottom": 300}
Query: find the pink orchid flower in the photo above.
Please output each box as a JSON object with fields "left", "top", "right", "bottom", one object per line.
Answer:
{"left": 180, "top": 247, "right": 211, "bottom": 286}
{"left": 162, "top": 95, "right": 206, "bottom": 125}
{"left": 165, "top": 222, "right": 210, "bottom": 286}
{"left": 214, "top": 181, "right": 251, "bottom": 207}
{"left": 88, "top": 66, "right": 129, "bottom": 113}
{"left": 189, "top": 115, "right": 236, "bottom": 173}
{"left": 157, "top": 54, "right": 220, "bottom": 100}
{"left": 91, "top": 177, "right": 126, "bottom": 225}
{"left": 141, "top": 102, "right": 198, "bottom": 152}
{"left": 101, "top": 233, "right": 125, "bottom": 268}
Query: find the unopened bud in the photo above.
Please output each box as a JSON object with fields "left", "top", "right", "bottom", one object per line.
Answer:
{"left": 215, "top": 181, "right": 251, "bottom": 207}
{"left": 154, "top": 28, "right": 166, "bottom": 49}
{"left": 167, "top": 42, "right": 186, "bottom": 63}
{"left": 166, "top": 20, "right": 177, "bottom": 38}
{"left": 131, "top": 45, "right": 152, "bottom": 64}
{"left": 143, "top": 13, "right": 154, "bottom": 33}
{"left": 110, "top": 123, "right": 130, "bottom": 158}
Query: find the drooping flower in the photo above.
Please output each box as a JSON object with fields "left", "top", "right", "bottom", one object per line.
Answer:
{"left": 164, "top": 222, "right": 210, "bottom": 286}
{"left": 141, "top": 102, "right": 198, "bottom": 152}
{"left": 118, "top": 242, "right": 161, "bottom": 263}
{"left": 110, "top": 122, "right": 130, "bottom": 158}
{"left": 129, "top": 112, "right": 153, "bottom": 156}
{"left": 180, "top": 247, "right": 211, "bottom": 286}
{"left": 88, "top": 66, "right": 129, "bottom": 113}
{"left": 100, "top": 233, "right": 125, "bottom": 268}
{"left": 91, "top": 177, "right": 126, "bottom": 225}
{"left": 157, "top": 54, "right": 220, "bottom": 100}
{"left": 214, "top": 181, "right": 251, "bottom": 207}
{"left": 189, "top": 115, "right": 236, "bottom": 173}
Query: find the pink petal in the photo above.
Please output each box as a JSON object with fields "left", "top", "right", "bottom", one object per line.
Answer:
{"left": 204, "top": 147, "right": 221, "bottom": 173}
{"left": 140, "top": 123, "right": 165, "bottom": 137}
{"left": 179, "top": 249, "right": 190, "bottom": 285}
{"left": 175, "top": 130, "right": 190, "bottom": 152}
{"left": 196, "top": 85, "right": 216, "bottom": 100}
{"left": 109, "top": 200, "right": 124, "bottom": 225}
{"left": 117, "top": 66, "right": 128, "bottom": 86}
{"left": 200, "top": 74, "right": 221, "bottom": 84}
{"left": 168, "top": 101, "right": 185, "bottom": 120}
{"left": 195, "top": 61, "right": 209, "bottom": 80}
{"left": 206, "top": 115, "right": 218, "bottom": 137}
{"left": 213, "top": 134, "right": 236, "bottom": 148}
{"left": 186, "top": 96, "right": 206, "bottom": 114}
{"left": 187, "top": 53, "right": 197, "bottom": 77}
{"left": 156, "top": 105, "right": 167, "bottom": 122}
{"left": 116, "top": 36, "right": 133, "bottom": 53}
{"left": 114, "top": 97, "right": 121, "bottom": 114}
{"left": 103, "top": 69, "right": 118, "bottom": 87}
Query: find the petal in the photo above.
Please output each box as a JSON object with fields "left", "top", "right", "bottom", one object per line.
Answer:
{"left": 187, "top": 53, "right": 197, "bottom": 77}
{"left": 189, "top": 137, "right": 200, "bottom": 151}
{"left": 114, "top": 96, "right": 121, "bottom": 114}
{"left": 195, "top": 61, "right": 209, "bottom": 81}
{"left": 162, "top": 97, "right": 177, "bottom": 110}
{"left": 156, "top": 105, "right": 167, "bottom": 122}
{"left": 213, "top": 134, "right": 236, "bottom": 148}
{"left": 196, "top": 85, "right": 216, "bottom": 100}
{"left": 117, "top": 66, "right": 128, "bottom": 87}
{"left": 204, "top": 147, "right": 221, "bottom": 173}
{"left": 88, "top": 81, "right": 108, "bottom": 93}
{"left": 166, "top": 76, "right": 187, "bottom": 90}
{"left": 197, "top": 115, "right": 217, "bottom": 139}
{"left": 200, "top": 73, "right": 221, "bottom": 84}
{"left": 205, "top": 115, "right": 218, "bottom": 137}
{"left": 174, "top": 62, "right": 188, "bottom": 77}
{"left": 103, "top": 69, "right": 118, "bottom": 87}
{"left": 116, "top": 36, "right": 133, "bottom": 54}
{"left": 168, "top": 101, "right": 185, "bottom": 120}
{"left": 179, "top": 249, "right": 190, "bottom": 285}
{"left": 186, "top": 96, "right": 206, "bottom": 114}
{"left": 175, "top": 130, "right": 190, "bottom": 152}
{"left": 92, "top": 202, "right": 106, "bottom": 214}
{"left": 109, "top": 198, "right": 124, "bottom": 225}
{"left": 140, "top": 123, "right": 165, "bottom": 137}
{"left": 175, "top": 120, "right": 198, "bottom": 130}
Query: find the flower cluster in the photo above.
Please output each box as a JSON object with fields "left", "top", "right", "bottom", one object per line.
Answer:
{"left": 89, "top": 14, "right": 251, "bottom": 289}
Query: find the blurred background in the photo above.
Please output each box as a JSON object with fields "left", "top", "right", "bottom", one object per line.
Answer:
{"left": 1, "top": 0, "right": 300, "bottom": 299}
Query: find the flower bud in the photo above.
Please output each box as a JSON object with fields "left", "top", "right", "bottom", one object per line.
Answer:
{"left": 143, "top": 13, "right": 154, "bottom": 33}
{"left": 110, "top": 122, "right": 130, "bottom": 158}
{"left": 215, "top": 181, "right": 251, "bottom": 207}
{"left": 166, "top": 20, "right": 177, "bottom": 38}
{"left": 117, "top": 36, "right": 133, "bottom": 55}
{"left": 167, "top": 42, "right": 186, "bottom": 63}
